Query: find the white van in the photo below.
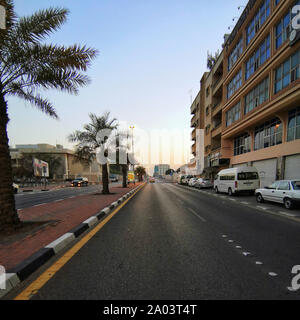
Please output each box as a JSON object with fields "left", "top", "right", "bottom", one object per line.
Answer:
{"left": 214, "top": 167, "right": 260, "bottom": 196}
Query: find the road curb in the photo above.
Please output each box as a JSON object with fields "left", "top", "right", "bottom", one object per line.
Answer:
{"left": 1, "top": 183, "right": 145, "bottom": 299}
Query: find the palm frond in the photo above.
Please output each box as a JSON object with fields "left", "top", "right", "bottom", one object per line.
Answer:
{"left": 11, "top": 84, "right": 58, "bottom": 118}
{"left": 15, "top": 7, "right": 68, "bottom": 44}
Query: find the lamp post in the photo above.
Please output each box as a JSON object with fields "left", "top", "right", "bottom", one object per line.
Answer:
{"left": 129, "top": 125, "right": 135, "bottom": 184}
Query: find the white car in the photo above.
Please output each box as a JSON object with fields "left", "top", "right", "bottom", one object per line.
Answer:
{"left": 255, "top": 180, "right": 300, "bottom": 210}
{"left": 188, "top": 178, "right": 198, "bottom": 187}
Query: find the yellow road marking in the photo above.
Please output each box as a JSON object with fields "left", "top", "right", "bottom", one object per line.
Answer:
{"left": 14, "top": 183, "right": 146, "bottom": 300}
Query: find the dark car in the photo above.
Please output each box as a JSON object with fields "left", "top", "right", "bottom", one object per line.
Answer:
{"left": 71, "top": 177, "right": 89, "bottom": 187}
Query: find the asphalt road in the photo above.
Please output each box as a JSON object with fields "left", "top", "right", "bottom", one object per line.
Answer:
{"left": 15, "top": 183, "right": 120, "bottom": 210}
{"left": 12, "top": 182, "right": 300, "bottom": 299}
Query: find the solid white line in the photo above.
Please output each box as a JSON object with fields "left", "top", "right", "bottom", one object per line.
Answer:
{"left": 257, "top": 206, "right": 267, "bottom": 210}
{"left": 269, "top": 272, "right": 278, "bottom": 277}
{"left": 54, "top": 199, "right": 64, "bottom": 202}
{"left": 279, "top": 211, "right": 297, "bottom": 217}
{"left": 256, "top": 261, "right": 263, "bottom": 265}
{"left": 188, "top": 208, "right": 206, "bottom": 222}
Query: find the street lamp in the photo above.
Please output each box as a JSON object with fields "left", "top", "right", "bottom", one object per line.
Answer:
{"left": 129, "top": 125, "right": 135, "bottom": 184}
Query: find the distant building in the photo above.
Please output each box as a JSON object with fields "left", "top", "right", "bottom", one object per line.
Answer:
{"left": 10, "top": 144, "right": 102, "bottom": 182}
{"left": 153, "top": 164, "right": 170, "bottom": 176}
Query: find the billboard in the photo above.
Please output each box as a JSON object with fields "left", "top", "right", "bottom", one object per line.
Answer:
{"left": 127, "top": 171, "right": 135, "bottom": 182}
{"left": 33, "top": 158, "right": 49, "bottom": 177}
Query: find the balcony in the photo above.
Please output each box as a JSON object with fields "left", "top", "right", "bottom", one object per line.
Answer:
{"left": 191, "top": 129, "right": 196, "bottom": 141}
{"left": 211, "top": 123, "right": 222, "bottom": 138}
{"left": 191, "top": 115, "right": 197, "bottom": 128}
{"left": 191, "top": 103, "right": 197, "bottom": 115}
{"left": 191, "top": 143, "right": 196, "bottom": 156}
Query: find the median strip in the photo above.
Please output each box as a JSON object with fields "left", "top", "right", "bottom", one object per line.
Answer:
{"left": 1, "top": 183, "right": 145, "bottom": 299}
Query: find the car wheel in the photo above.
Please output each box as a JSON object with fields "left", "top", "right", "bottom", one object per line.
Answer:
{"left": 215, "top": 187, "right": 219, "bottom": 194}
{"left": 256, "top": 193, "right": 264, "bottom": 203}
{"left": 284, "top": 198, "right": 294, "bottom": 210}
{"left": 228, "top": 188, "right": 233, "bottom": 196}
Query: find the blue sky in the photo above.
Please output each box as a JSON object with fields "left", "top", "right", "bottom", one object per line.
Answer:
{"left": 8, "top": 0, "right": 247, "bottom": 153}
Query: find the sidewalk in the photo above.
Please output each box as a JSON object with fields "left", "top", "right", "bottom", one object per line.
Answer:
{"left": 0, "top": 183, "right": 142, "bottom": 271}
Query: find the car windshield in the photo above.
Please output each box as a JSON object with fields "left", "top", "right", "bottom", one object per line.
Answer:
{"left": 292, "top": 181, "right": 300, "bottom": 190}
{"left": 238, "top": 172, "right": 259, "bottom": 180}
{"left": 75, "top": 178, "right": 83, "bottom": 181}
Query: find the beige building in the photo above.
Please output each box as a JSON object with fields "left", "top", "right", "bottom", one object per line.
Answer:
{"left": 10, "top": 144, "right": 102, "bottom": 182}
{"left": 191, "top": 0, "right": 300, "bottom": 185}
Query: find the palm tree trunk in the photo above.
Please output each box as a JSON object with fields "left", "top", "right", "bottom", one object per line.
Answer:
{"left": 102, "top": 164, "right": 110, "bottom": 194}
{"left": 0, "top": 91, "right": 20, "bottom": 230}
{"left": 122, "top": 164, "right": 128, "bottom": 188}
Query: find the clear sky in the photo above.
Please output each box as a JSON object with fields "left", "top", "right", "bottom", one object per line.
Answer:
{"left": 7, "top": 0, "right": 247, "bottom": 168}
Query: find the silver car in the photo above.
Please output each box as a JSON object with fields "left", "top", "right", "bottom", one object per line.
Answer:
{"left": 255, "top": 180, "right": 300, "bottom": 210}
{"left": 195, "top": 178, "right": 213, "bottom": 189}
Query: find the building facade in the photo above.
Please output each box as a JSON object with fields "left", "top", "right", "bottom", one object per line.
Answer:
{"left": 191, "top": 0, "right": 300, "bottom": 186}
{"left": 10, "top": 144, "right": 102, "bottom": 182}
{"left": 153, "top": 164, "right": 170, "bottom": 176}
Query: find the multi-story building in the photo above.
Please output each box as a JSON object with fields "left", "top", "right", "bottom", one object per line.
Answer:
{"left": 222, "top": 0, "right": 300, "bottom": 187}
{"left": 153, "top": 164, "right": 170, "bottom": 176}
{"left": 190, "top": 0, "right": 300, "bottom": 186}
{"left": 190, "top": 49, "right": 230, "bottom": 179}
{"left": 10, "top": 144, "right": 102, "bottom": 182}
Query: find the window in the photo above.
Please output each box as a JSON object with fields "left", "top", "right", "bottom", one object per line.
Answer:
{"left": 278, "top": 181, "right": 290, "bottom": 190}
{"left": 206, "top": 86, "right": 210, "bottom": 97}
{"left": 275, "top": 0, "right": 281, "bottom": 5}
{"left": 245, "top": 77, "right": 269, "bottom": 114}
{"left": 238, "top": 172, "right": 259, "bottom": 180}
{"left": 269, "top": 181, "right": 280, "bottom": 189}
{"left": 227, "top": 70, "right": 242, "bottom": 99}
{"left": 245, "top": 35, "right": 270, "bottom": 80}
{"left": 205, "top": 125, "right": 211, "bottom": 135}
{"left": 275, "top": 50, "right": 300, "bottom": 94}
{"left": 292, "top": 181, "right": 300, "bottom": 190}
{"left": 246, "top": 0, "right": 270, "bottom": 46}
{"left": 226, "top": 102, "right": 241, "bottom": 127}
{"left": 228, "top": 38, "right": 243, "bottom": 71}
{"left": 275, "top": 1, "right": 300, "bottom": 49}
{"left": 234, "top": 133, "right": 251, "bottom": 156}
{"left": 254, "top": 118, "right": 282, "bottom": 150}
{"left": 220, "top": 175, "right": 235, "bottom": 181}
{"left": 287, "top": 107, "right": 300, "bottom": 141}
{"left": 206, "top": 107, "right": 210, "bottom": 116}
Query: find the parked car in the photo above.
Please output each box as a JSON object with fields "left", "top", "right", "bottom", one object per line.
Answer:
{"left": 214, "top": 167, "right": 260, "bottom": 196}
{"left": 71, "top": 177, "right": 89, "bottom": 187}
{"left": 13, "top": 183, "right": 19, "bottom": 194}
{"left": 149, "top": 177, "right": 155, "bottom": 183}
{"left": 188, "top": 178, "right": 198, "bottom": 187}
{"left": 255, "top": 180, "right": 300, "bottom": 210}
{"left": 195, "top": 178, "right": 213, "bottom": 189}
{"left": 181, "top": 175, "right": 194, "bottom": 185}
{"left": 109, "top": 174, "right": 119, "bottom": 182}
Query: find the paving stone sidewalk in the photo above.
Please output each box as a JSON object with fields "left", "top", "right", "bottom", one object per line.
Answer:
{"left": 0, "top": 183, "right": 141, "bottom": 270}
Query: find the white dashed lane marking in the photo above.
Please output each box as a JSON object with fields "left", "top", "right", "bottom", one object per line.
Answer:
{"left": 188, "top": 208, "right": 206, "bottom": 222}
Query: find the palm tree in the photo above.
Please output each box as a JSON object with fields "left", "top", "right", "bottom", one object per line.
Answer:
{"left": 69, "top": 112, "right": 118, "bottom": 195}
{"left": 135, "top": 166, "right": 146, "bottom": 182}
{"left": 0, "top": 1, "right": 97, "bottom": 229}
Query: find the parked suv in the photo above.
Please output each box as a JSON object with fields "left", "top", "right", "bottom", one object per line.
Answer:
{"left": 255, "top": 180, "right": 300, "bottom": 210}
